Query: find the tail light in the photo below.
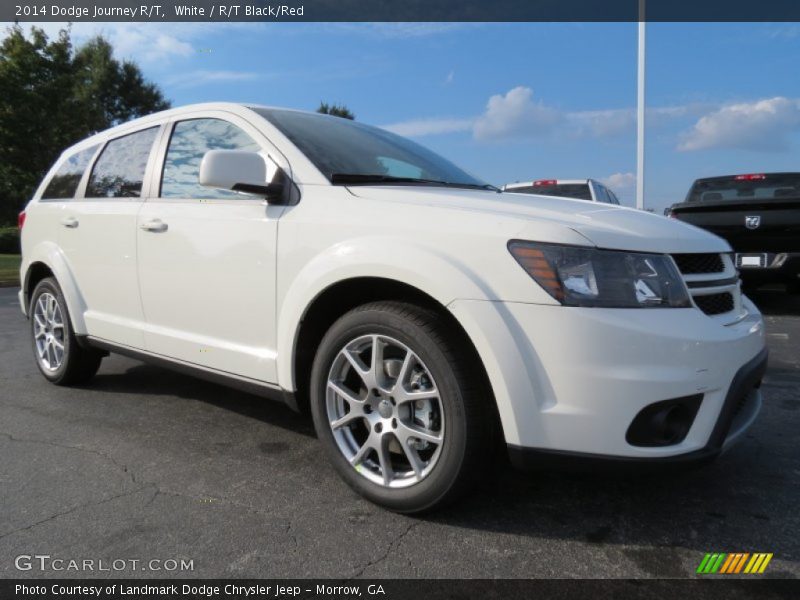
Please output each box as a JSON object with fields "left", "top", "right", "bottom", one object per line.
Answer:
{"left": 534, "top": 179, "right": 558, "bottom": 186}
{"left": 734, "top": 174, "right": 766, "bottom": 181}
{"left": 18, "top": 210, "right": 26, "bottom": 229}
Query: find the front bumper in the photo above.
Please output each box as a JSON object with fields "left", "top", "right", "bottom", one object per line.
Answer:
{"left": 508, "top": 347, "right": 766, "bottom": 470}
{"left": 449, "top": 296, "right": 767, "bottom": 460}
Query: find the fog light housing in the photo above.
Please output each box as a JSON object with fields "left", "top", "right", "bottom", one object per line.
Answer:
{"left": 626, "top": 394, "right": 703, "bottom": 447}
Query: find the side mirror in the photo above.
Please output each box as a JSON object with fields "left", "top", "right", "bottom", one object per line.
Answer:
{"left": 199, "top": 150, "right": 285, "bottom": 203}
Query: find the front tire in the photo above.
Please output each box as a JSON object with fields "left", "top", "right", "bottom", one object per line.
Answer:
{"left": 30, "top": 277, "right": 103, "bottom": 385}
{"left": 310, "top": 301, "right": 492, "bottom": 513}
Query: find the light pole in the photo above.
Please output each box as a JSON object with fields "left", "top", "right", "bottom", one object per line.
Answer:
{"left": 636, "top": 0, "right": 646, "bottom": 210}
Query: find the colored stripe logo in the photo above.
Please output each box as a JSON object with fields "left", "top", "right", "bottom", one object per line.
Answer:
{"left": 697, "top": 553, "right": 773, "bottom": 574}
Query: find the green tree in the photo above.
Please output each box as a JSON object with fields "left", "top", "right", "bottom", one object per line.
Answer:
{"left": 0, "top": 26, "right": 170, "bottom": 225}
{"left": 317, "top": 102, "right": 355, "bottom": 120}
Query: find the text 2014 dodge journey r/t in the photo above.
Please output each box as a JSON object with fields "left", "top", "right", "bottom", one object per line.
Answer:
{"left": 19, "top": 103, "right": 767, "bottom": 512}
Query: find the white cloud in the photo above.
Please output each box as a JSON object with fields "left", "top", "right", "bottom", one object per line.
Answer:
{"left": 473, "top": 87, "right": 562, "bottom": 141}
{"left": 678, "top": 97, "right": 800, "bottom": 152}
{"left": 106, "top": 26, "right": 193, "bottom": 63}
{"left": 385, "top": 86, "right": 800, "bottom": 157}
{"left": 384, "top": 86, "right": 715, "bottom": 143}
{"left": 651, "top": 104, "right": 711, "bottom": 120}
{"left": 444, "top": 70, "right": 455, "bottom": 85}
{"left": 165, "top": 70, "right": 261, "bottom": 89}
{"left": 601, "top": 172, "right": 637, "bottom": 191}
{"left": 383, "top": 117, "right": 473, "bottom": 137}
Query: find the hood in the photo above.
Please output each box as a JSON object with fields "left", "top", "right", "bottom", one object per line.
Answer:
{"left": 347, "top": 186, "right": 730, "bottom": 254}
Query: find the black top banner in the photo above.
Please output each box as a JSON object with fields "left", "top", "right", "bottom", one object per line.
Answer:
{"left": 4, "top": 0, "right": 800, "bottom": 23}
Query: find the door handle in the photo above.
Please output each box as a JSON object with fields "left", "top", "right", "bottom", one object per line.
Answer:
{"left": 140, "top": 219, "right": 168, "bottom": 233}
{"left": 61, "top": 217, "right": 79, "bottom": 229}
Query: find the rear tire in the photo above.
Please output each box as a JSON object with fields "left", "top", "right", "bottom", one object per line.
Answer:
{"left": 30, "top": 277, "right": 103, "bottom": 386}
{"left": 310, "top": 301, "right": 492, "bottom": 513}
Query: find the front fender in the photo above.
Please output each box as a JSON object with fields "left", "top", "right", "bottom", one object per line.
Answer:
{"left": 21, "top": 241, "right": 88, "bottom": 334}
{"left": 275, "top": 237, "right": 495, "bottom": 391}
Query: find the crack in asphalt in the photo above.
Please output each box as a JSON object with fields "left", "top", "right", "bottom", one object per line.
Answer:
{"left": 0, "top": 486, "right": 151, "bottom": 541}
{"left": 151, "top": 487, "right": 297, "bottom": 526}
{"left": 0, "top": 431, "right": 296, "bottom": 543}
{"left": 285, "top": 520, "right": 299, "bottom": 553}
{"left": 1, "top": 431, "right": 266, "bottom": 515}
{"left": 348, "top": 520, "right": 420, "bottom": 579}
{"left": 0, "top": 431, "right": 141, "bottom": 487}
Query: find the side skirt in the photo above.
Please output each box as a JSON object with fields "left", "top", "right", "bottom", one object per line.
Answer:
{"left": 81, "top": 336, "right": 299, "bottom": 411}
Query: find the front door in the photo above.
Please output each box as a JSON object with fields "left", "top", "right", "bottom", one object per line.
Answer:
{"left": 136, "top": 114, "right": 284, "bottom": 383}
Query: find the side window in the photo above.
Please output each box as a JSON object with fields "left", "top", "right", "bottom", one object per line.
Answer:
{"left": 593, "top": 183, "right": 611, "bottom": 203}
{"left": 608, "top": 190, "right": 620, "bottom": 205}
{"left": 161, "top": 118, "right": 261, "bottom": 199}
{"left": 42, "top": 146, "right": 98, "bottom": 199}
{"left": 86, "top": 127, "right": 159, "bottom": 198}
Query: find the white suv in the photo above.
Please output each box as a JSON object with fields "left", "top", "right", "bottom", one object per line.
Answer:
{"left": 19, "top": 103, "right": 767, "bottom": 512}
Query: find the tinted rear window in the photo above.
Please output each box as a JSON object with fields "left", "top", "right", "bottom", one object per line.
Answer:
{"left": 86, "top": 127, "right": 159, "bottom": 198}
{"left": 688, "top": 174, "right": 800, "bottom": 202}
{"left": 42, "top": 146, "right": 98, "bottom": 199}
{"left": 508, "top": 184, "right": 592, "bottom": 201}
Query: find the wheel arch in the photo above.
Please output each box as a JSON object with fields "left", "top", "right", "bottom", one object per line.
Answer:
{"left": 286, "top": 276, "right": 497, "bottom": 428}
{"left": 21, "top": 243, "right": 88, "bottom": 333}
{"left": 23, "top": 262, "right": 54, "bottom": 312}
{"left": 277, "top": 238, "right": 496, "bottom": 391}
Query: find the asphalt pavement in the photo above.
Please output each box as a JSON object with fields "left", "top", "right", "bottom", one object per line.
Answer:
{"left": 0, "top": 286, "right": 798, "bottom": 579}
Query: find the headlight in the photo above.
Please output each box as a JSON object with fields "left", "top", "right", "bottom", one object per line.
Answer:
{"left": 508, "top": 241, "right": 691, "bottom": 308}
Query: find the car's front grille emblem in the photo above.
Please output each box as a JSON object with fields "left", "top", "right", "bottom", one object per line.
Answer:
{"left": 745, "top": 215, "right": 761, "bottom": 230}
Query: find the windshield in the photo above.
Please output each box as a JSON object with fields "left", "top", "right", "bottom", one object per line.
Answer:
{"left": 687, "top": 173, "right": 800, "bottom": 202}
{"left": 253, "top": 108, "right": 488, "bottom": 188}
{"left": 508, "top": 183, "right": 592, "bottom": 201}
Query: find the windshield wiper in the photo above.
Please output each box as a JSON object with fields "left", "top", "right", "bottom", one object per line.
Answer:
{"left": 331, "top": 173, "right": 500, "bottom": 192}
{"left": 447, "top": 182, "right": 502, "bottom": 192}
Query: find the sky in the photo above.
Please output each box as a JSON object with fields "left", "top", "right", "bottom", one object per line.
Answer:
{"left": 5, "top": 21, "right": 800, "bottom": 213}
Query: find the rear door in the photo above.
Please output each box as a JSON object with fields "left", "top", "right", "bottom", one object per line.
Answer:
{"left": 136, "top": 111, "right": 286, "bottom": 383}
{"left": 25, "top": 145, "right": 100, "bottom": 305}
{"left": 59, "top": 126, "right": 162, "bottom": 347}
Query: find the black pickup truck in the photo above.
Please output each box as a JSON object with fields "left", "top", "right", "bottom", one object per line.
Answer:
{"left": 667, "top": 173, "right": 800, "bottom": 292}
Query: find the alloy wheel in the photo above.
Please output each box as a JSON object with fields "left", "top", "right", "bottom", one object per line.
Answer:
{"left": 33, "top": 292, "right": 65, "bottom": 372}
{"left": 326, "top": 334, "right": 445, "bottom": 488}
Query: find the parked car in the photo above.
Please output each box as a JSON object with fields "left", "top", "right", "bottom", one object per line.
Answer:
{"left": 19, "top": 103, "right": 766, "bottom": 512}
{"left": 503, "top": 178, "right": 621, "bottom": 204}
{"left": 667, "top": 173, "right": 800, "bottom": 293}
